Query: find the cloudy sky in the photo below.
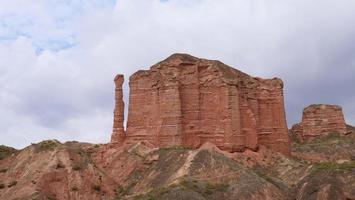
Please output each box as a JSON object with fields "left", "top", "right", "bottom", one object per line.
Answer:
{"left": 1, "top": 0, "right": 354, "bottom": 149}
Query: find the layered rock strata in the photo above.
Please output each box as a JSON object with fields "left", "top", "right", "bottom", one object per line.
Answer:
{"left": 112, "top": 54, "right": 290, "bottom": 155}
{"left": 111, "top": 75, "right": 125, "bottom": 144}
{"left": 290, "top": 104, "right": 348, "bottom": 142}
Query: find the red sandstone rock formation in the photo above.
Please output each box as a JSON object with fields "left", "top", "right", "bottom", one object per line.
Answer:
{"left": 290, "top": 104, "right": 348, "bottom": 142}
{"left": 111, "top": 75, "right": 125, "bottom": 144}
{"left": 112, "top": 54, "right": 290, "bottom": 155}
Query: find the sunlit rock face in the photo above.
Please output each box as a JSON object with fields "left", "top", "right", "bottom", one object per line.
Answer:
{"left": 290, "top": 104, "right": 348, "bottom": 142}
{"left": 112, "top": 54, "right": 290, "bottom": 155}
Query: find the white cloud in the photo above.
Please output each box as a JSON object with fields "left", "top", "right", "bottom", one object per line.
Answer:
{"left": 1, "top": 0, "right": 355, "bottom": 148}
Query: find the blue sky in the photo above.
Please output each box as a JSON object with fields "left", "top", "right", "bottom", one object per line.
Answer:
{"left": 1, "top": 0, "right": 355, "bottom": 148}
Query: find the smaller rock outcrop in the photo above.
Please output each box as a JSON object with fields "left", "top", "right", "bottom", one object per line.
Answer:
{"left": 290, "top": 104, "right": 348, "bottom": 142}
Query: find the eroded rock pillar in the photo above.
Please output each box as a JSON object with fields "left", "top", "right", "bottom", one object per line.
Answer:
{"left": 111, "top": 74, "right": 125, "bottom": 144}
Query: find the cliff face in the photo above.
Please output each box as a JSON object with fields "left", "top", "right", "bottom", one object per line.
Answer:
{"left": 290, "top": 104, "right": 348, "bottom": 142}
{"left": 112, "top": 54, "right": 290, "bottom": 155}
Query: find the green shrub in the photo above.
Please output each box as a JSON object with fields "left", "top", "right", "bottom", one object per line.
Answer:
{"left": 0, "top": 183, "right": 5, "bottom": 189}
{"left": 313, "top": 161, "right": 355, "bottom": 173}
{"left": 204, "top": 183, "right": 229, "bottom": 195}
{"left": 34, "top": 140, "right": 60, "bottom": 153}
{"left": 0, "top": 145, "right": 17, "bottom": 160}
{"left": 159, "top": 146, "right": 189, "bottom": 153}
{"left": 180, "top": 179, "right": 229, "bottom": 196}
{"left": 0, "top": 169, "right": 8, "bottom": 173}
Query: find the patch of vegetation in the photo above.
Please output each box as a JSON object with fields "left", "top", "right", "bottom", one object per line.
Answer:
{"left": 33, "top": 140, "right": 60, "bottom": 153}
{"left": 115, "top": 177, "right": 146, "bottom": 199}
{"left": 141, "top": 150, "right": 189, "bottom": 188}
{"left": 134, "top": 186, "right": 174, "bottom": 200}
{"left": 292, "top": 133, "right": 355, "bottom": 157}
{"left": 114, "top": 185, "right": 129, "bottom": 199}
{"left": 66, "top": 143, "right": 95, "bottom": 172}
{"left": 180, "top": 180, "right": 200, "bottom": 191}
{"left": 312, "top": 161, "right": 355, "bottom": 173}
{"left": 158, "top": 146, "right": 189, "bottom": 153}
{"left": 0, "top": 145, "right": 18, "bottom": 160}
{"left": 180, "top": 179, "right": 229, "bottom": 196}
{"left": 0, "top": 168, "right": 8, "bottom": 173}
{"left": 302, "top": 133, "right": 354, "bottom": 147}
{"left": 134, "top": 179, "right": 229, "bottom": 200}
{"left": 251, "top": 166, "right": 289, "bottom": 190}
{"left": 297, "top": 166, "right": 347, "bottom": 200}
{"left": 189, "top": 150, "right": 240, "bottom": 178}
{"left": 134, "top": 194, "right": 156, "bottom": 200}
{"left": 204, "top": 182, "right": 229, "bottom": 195}
{"left": 8, "top": 180, "right": 17, "bottom": 188}
{"left": 0, "top": 183, "right": 5, "bottom": 189}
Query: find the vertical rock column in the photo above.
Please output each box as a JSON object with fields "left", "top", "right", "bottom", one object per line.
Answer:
{"left": 256, "top": 78, "right": 290, "bottom": 155}
{"left": 111, "top": 74, "right": 125, "bottom": 144}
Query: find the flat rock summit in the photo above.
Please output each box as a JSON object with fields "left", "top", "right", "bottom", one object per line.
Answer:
{"left": 112, "top": 53, "right": 290, "bottom": 155}
{"left": 290, "top": 104, "right": 349, "bottom": 142}
{"left": 0, "top": 54, "right": 354, "bottom": 200}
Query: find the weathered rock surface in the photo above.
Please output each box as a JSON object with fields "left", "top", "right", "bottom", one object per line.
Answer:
{"left": 291, "top": 133, "right": 355, "bottom": 162}
{"left": 294, "top": 165, "right": 355, "bottom": 200}
{"left": 1, "top": 140, "right": 354, "bottom": 200}
{"left": 0, "top": 141, "right": 118, "bottom": 200}
{"left": 111, "top": 74, "right": 125, "bottom": 144}
{"left": 290, "top": 104, "right": 348, "bottom": 142}
{"left": 112, "top": 53, "right": 290, "bottom": 155}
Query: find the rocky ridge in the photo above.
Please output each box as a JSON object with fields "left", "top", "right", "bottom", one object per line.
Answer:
{"left": 0, "top": 138, "right": 354, "bottom": 200}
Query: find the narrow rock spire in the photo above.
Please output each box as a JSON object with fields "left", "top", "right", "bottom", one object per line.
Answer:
{"left": 111, "top": 74, "right": 125, "bottom": 144}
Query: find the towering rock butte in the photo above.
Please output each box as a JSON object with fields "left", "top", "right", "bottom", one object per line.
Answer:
{"left": 290, "top": 104, "right": 348, "bottom": 142}
{"left": 111, "top": 54, "right": 290, "bottom": 155}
